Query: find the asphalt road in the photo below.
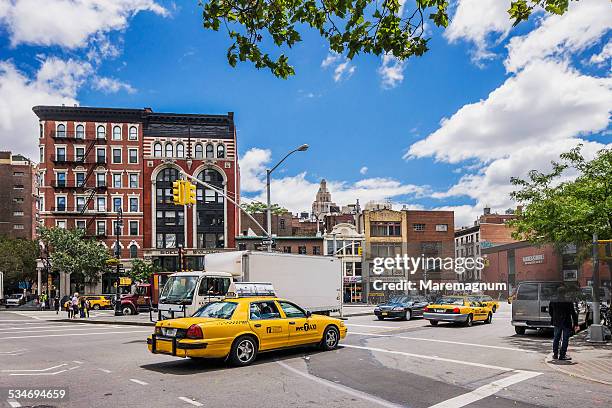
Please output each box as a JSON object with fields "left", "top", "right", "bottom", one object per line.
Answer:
{"left": 0, "top": 304, "right": 610, "bottom": 408}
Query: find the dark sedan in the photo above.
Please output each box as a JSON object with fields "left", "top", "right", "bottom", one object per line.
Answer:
{"left": 374, "top": 295, "right": 429, "bottom": 320}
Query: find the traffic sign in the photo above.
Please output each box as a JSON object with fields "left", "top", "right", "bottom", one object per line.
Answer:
{"left": 262, "top": 239, "right": 275, "bottom": 245}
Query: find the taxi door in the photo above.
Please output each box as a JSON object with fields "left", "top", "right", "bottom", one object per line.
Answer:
{"left": 277, "top": 301, "right": 320, "bottom": 346}
{"left": 248, "top": 301, "right": 289, "bottom": 351}
{"left": 470, "top": 301, "right": 487, "bottom": 321}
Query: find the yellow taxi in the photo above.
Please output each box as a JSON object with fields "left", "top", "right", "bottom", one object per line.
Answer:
{"left": 84, "top": 295, "right": 112, "bottom": 310}
{"left": 423, "top": 296, "right": 493, "bottom": 327}
{"left": 468, "top": 295, "right": 500, "bottom": 313}
{"left": 147, "top": 297, "right": 347, "bottom": 366}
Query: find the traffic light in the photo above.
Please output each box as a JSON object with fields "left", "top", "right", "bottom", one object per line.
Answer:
{"left": 172, "top": 180, "right": 185, "bottom": 205}
{"left": 186, "top": 181, "right": 197, "bottom": 205}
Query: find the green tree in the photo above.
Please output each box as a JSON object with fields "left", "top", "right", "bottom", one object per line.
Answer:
{"left": 510, "top": 145, "right": 612, "bottom": 262}
{"left": 241, "top": 201, "right": 289, "bottom": 214}
{"left": 39, "top": 227, "right": 110, "bottom": 284}
{"left": 0, "top": 237, "right": 39, "bottom": 286}
{"left": 201, "top": 0, "right": 575, "bottom": 78}
{"left": 127, "top": 259, "right": 162, "bottom": 283}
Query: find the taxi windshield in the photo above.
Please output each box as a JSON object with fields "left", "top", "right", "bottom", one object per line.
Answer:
{"left": 436, "top": 297, "right": 465, "bottom": 305}
{"left": 159, "top": 276, "right": 198, "bottom": 303}
{"left": 193, "top": 302, "right": 237, "bottom": 319}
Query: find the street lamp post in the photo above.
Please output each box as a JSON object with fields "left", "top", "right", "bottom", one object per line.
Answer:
{"left": 265, "top": 144, "right": 309, "bottom": 252}
{"left": 114, "top": 209, "right": 123, "bottom": 316}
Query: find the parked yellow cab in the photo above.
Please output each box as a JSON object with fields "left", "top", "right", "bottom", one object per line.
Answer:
{"left": 84, "top": 295, "right": 112, "bottom": 310}
{"left": 423, "top": 296, "right": 493, "bottom": 327}
{"left": 469, "top": 295, "right": 500, "bottom": 313}
{"left": 147, "top": 297, "right": 347, "bottom": 366}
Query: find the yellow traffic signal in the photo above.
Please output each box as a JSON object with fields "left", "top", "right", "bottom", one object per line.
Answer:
{"left": 186, "top": 181, "right": 197, "bottom": 205}
{"left": 172, "top": 180, "right": 185, "bottom": 205}
{"left": 357, "top": 246, "right": 363, "bottom": 256}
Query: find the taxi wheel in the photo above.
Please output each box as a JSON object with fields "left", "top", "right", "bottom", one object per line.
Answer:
{"left": 93, "top": 304, "right": 100, "bottom": 310}
{"left": 464, "top": 314, "right": 473, "bottom": 327}
{"left": 492, "top": 305, "right": 497, "bottom": 313}
{"left": 229, "top": 336, "right": 258, "bottom": 366}
{"left": 484, "top": 313, "right": 492, "bottom": 324}
{"left": 320, "top": 326, "right": 340, "bottom": 351}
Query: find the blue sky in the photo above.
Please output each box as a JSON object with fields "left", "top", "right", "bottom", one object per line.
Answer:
{"left": 0, "top": 0, "right": 610, "bottom": 226}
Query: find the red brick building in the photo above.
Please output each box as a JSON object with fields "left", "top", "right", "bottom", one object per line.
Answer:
{"left": 34, "top": 105, "right": 240, "bottom": 293}
{"left": 0, "top": 152, "right": 36, "bottom": 239}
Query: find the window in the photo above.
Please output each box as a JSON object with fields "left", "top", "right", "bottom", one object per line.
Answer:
{"left": 96, "top": 197, "right": 106, "bottom": 212}
{"left": 165, "top": 143, "right": 173, "bottom": 158}
{"left": 13, "top": 184, "right": 24, "bottom": 190}
{"left": 75, "top": 147, "right": 85, "bottom": 162}
{"left": 112, "top": 148, "right": 122, "bottom": 164}
{"left": 128, "top": 126, "right": 137, "bottom": 140}
{"left": 112, "top": 220, "right": 123, "bottom": 236}
{"left": 39, "top": 123, "right": 44, "bottom": 138}
{"left": 56, "top": 220, "right": 67, "bottom": 229}
{"left": 198, "top": 277, "right": 231, "bottom": 297}
{"left": 112, "top": 125, "right": 121, "bottom": 140}
{"left": 113, "top": 197, "right": 122, "bottom": 212}
{"left": 129, "top": 197, "right": 138, "bottom": 212}
{"left": 153, "top": 143, "right": 162, "bottom": 157}
{"left": 96, "top": 173, "right": 106, "bottom": 187}
{"left": 436, "top": 224, "right": 448, "bottom": 232}
{"left": 249, "top": 301, "right": 281, "bottom": 320}
{"left": 129, "top": 221, "right": 138, "bottom": 235}
{"left": 517, "top": 283, "right": 538, "bottom": 301}
{"left": 96, "top": 221, "right": 106, "bottom": 236}
{"left": 113, "top": 173, "right": 122, "bottom": 188}
{"left": 75, "top": 124, "right": 84, "bottom": 139}
{"left": 194, "top": 144, "right": 203, "bottom": 159}
{"left": 128, "top": 148, "right": 138, "bottom": 164}
{"left": 76, "top": 220, "right": 86, "bottom": 230}
{"left": 56, "top": 172, "right": 66, "bottom": 187}
{"left": 76, "top": 196, "right": 86, "bottom": 212}
{"left": 56, "top": 147, "right": 66, "bottom": 161}
{"left": 298, "top": 246, "right": 307, "bottom": 254}
{"left": 96, "top": 148, "right": 106, "bottom": 163}
{"left": 97, "top": 125, "right": 106, "bottom": 139}
{"left": 130, "top": 245, "right": 138, "bottom": 258}
{"left": 370, "top": 221, "right": 401, "bottom": 236}
{"left": 278, "top": 301, "right": 306, "bottom": 318}
{"left": 56, "top": 196, "right": 66, "bottom": 211}
{"left": 217, "top": 144, "right": 225, "bottom": 158}
{"left": 13, "top": 211, "right": 24, "bottom": 216}
{"left": 40, "top": 147, "right": 44, "bottom": 163}
{"left": 205, "top": 143, "right": 214, "bottom": 158}
{"left": 176, "top": 143, "right": 184, "bottom": 158}
{"left": 313, "top": 246, "right": 321, "bottom": 255}
{"left": 56, "top": 124, "right": 66, "bottom": 138}
{"left": 413, "top": 223, "right": 425, "bottom": 231}
{"left": 129, "top": 173, "right": 138, "bottom": 188}
{"left": 13, "top": 224, "right": 24, "bottom": 230}
{"left": 13, "top": 197, "right": 24, "bottom": 203}
{"left": 283, "top": 246, "right": 292, "bottom": 253}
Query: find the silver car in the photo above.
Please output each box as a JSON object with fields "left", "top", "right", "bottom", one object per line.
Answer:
{"left": 512, "top": 281, "right": 587, "bottom": 335}
{"left": 5, "top": 293, "right": 26, "bottom": 308}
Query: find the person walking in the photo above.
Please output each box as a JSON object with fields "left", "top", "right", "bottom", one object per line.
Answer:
{"left": 54, "top": 295, "right": 60, "bottom": 314}
{"left": 71, "top": 293, "right": 79, "bottom": 319}
{"left": 549, "top": 286, "right": 579, "bottom": 361}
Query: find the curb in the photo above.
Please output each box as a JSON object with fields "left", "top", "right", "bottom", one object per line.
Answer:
{"left": 543, "top": 354, "right": 612, "bottom": 386}
{"left": 51, "top": 319, "right": 155, "bottom": 327}
{"left": 343, "top": 312, "right": 374, "bottom": 318}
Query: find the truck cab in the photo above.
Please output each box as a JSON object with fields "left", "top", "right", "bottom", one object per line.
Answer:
{"left": 157, "top": 271, "right": 233, "bottom": 319}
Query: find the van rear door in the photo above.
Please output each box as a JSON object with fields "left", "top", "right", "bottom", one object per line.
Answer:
{"left": 513, "top": 282, "right": 538, "bottom": 323}
{"left": 538, "top": 282, "right": 561, "bottom": 324}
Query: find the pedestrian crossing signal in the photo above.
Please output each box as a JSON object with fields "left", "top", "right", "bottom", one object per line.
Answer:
{"left": 186, "top": 181, "right": 197, "bottom": 205}
{"left": 172, "top": 180, "right": 185, "bottom": 205}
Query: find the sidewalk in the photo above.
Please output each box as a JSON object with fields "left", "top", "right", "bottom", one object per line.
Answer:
{"left": 545, "top": 331, "right": 612, "bottom": 386}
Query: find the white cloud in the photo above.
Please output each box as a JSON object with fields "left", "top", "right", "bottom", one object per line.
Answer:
{"left": 321, "top": 52, "right": 355, "bottom": 82}
{"left": 321, "top": 53, "right": 340, "bottom": 68}
{"left": 359, "top": 166, "right": 368, "bottom": 175}
{"left": 505, "top": 0, "right": 612, "bottom": 73}
{"left": 238, "top": 148, "right": 271, "bottom": 193}
{"left": 0, "top": 58, "right": 88, "bottom": 160}
{"left": 407, "top": 60, "right": 612, "bottom": 164}
{"left": 589, "top": 41, "right": 612, "bottom": 67}
{"left": 92, "top": 76, "right": 136, "bottom": 94}
{"left": 0, "top": 0, "right": 168, "bottom": 49}
{"left": 378, "top": 54, "right": 405, "bottom": 89}
{"left": 445, "top": 0, "right": 513, "bottom": 61}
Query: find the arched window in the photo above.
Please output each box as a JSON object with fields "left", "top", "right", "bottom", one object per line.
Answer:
{"left": 129, "top": 245, "right": 138, "bottom": 259}
{"left": 56, "top": 124, "right": 66, "bottom": 138}
{"left": 153, "top": 143, "right": 162, "bottom": 157}
{"left": 196, "top": 168, "right": 225, "bottom": 249}
{"left": 128, "top": 126, "right": 137, "bottom": 140}
{"left": 194, "top": 144, "right": 203, "bottom": 159}
{"left": 176, "top": 143, "right": 185, "bottom": 158}
{"left": 75, "top": 124, "right": 84, "bottom": 139}
{"left": 205, "top": 143, "right": 214, "bottom": 158}
{"left": 97, "top": 125, "right": 106, "bottom": 139}
{"left": 217, "top": 144, "right": 225, "bottom": 159}
{"left": 165, "top": 143, "right": 173, "bottom": 158}
{"left": 112, "top": 125, "right": 121, "bottom": 140}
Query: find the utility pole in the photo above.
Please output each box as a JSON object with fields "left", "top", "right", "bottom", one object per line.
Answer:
{"left": 588, "top": 233, "right": 604, "bottom": 342}
{"left": 114, "top": 208, "right": 123, "bottom": 316}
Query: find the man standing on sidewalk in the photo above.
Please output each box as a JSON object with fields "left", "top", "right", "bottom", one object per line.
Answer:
{"left": 549, "top": 286, "right": 579, "bottom": 361}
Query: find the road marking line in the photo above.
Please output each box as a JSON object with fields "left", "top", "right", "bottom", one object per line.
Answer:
{"left": 348, "top": 332, "right": 536, "bottom": 353}
{"left": 427, "top": 370, "right": 542, "bottom": 408}
{"left": 343, "top": 344, "right": 515, "bottom": 371}
{"left": 3, "top": 364, "right": 67, "bottom": 372}
{"left": 129, "top": 379, "right": 148, "bottom": 386}
{"left": 7, "top": 400, "right": 21, "bottom": 407}
{"left": 277, "top": 361, "right": 404, "bottom": 408}
{"left": 178, "top": 397, "right": 204, "bottom": 406}
{"left": 73, "top": 360, "right": 83, "bottom": 364}
{"left": 0, "top": 330, "right": 150, "bottom": 340}
{"left": 10, "top": 369, "right": 68, "bottom": 376}
{"left": 346, "top": 323, "right": 400, "bottom": 329}
{"left": 14, "top": 313, "right": 43, "bottom": 320}
{"left": 0, "top": 327, "right": 113, "bottom": 334}
{"left": 97, "top": 368, "right": 112, "bottom": 374}
{"left": 0, "top": 349, "right": 27, "bottom": 354}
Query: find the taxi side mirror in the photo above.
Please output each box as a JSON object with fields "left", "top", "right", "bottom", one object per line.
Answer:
{"left": 306, "top": 311, "right": 312, "bottom": 318}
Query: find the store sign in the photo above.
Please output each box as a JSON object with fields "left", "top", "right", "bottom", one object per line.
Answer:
{"left": 563, "top": 270, "right": 578, "bottom": 281}
{"left": 344, "top": 276, "right": 362, "bottom": 284}
{"left": 522, "top": 254, "right": 544, "bottom": 265}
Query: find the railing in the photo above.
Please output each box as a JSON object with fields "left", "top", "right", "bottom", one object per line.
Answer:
{"left": 49, "top": 130, "right": 107, "bottom": 143}
{"left": 51, "top": 180, "right": 107, "bottom": 190}
{"left": 50, "top": 206, "right": 108, "bottom": 214}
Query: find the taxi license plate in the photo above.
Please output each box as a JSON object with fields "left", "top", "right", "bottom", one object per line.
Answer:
{"left": 163, "top": 328, "right": 177, "bottom": 337}
{"left": 381, "top": 312, "right": 388, "bottom": 316}
{"left": 435, "top": 309, "right": 445, "bottom": 313}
